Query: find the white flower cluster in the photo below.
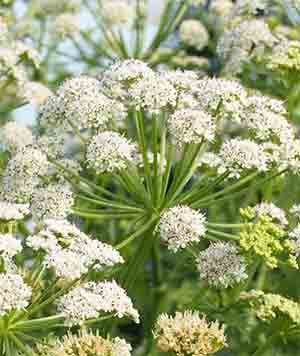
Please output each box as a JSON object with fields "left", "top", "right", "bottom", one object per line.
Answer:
{"left": 0, "top": 202, "right": 30, "bottom": 221}
{"left": 168, "top": 108, "right": 215, "bottom": 145}
{"left": 57, "top": 280, "right": 139, "bottom": 326}
{"left": 1, "top": 122, "right": 34, "bottom": 153}
{"left": 196, "top": 242, "right": 248, "bottom": 288}
{"left": 1, "top": 147, "right": 49, "bottom": 203}
{"left": 0, "top": 273, "right": 32, "bottom": 316}
{"left": 253, "top": 202, "right": 288, "bottom": 226}
{"left": 217, "top": 138, "right": 270, "bottom": 178}
{"left": 194, "top": 77, "right": 248, "bottom": 122}
{"left": 31, "top": 184, "right": 74, "bottom": 221}
{"left": 40, "top": 76, "right": 124, "bottom": 132}
{"left": 18, "top": 81, "right": 53, "bottom": 107}
{"left": 158, "top": 206, "right": 206, "bottom": 252}
{"left": 27, "top": 219, "right": 123, "bottom": 280}
{"left": 179, "top": 20, "right": 209, "bottom": 50}
{"left": 128, "top": 74, "right": 178, "bottom": 114}
{"left": 54, "top": 14, "right": 80, "bottom": 38}
{"left": 217, "top": 19, "right": 277, "bottom": 74}
{"left": 87, "top": 131, "right": 136, "bottom": 174}
{"left": 0, "top": 234, "right": 22, "bottom": 258}
{"left": 101, "top": 0, "right": 135, "bottom": 25}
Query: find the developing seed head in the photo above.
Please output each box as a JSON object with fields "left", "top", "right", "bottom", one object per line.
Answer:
{"left": 86, "top": 131, "right": 136, "bottom": 174}
{"left": 154, "top": 310, "right": 227, "bottom": 356}
{"left": 158, "top": 206, "right": 206, "bottom": 252}
{"left": 196, "top": 242, "right": 248, "bottom": 288}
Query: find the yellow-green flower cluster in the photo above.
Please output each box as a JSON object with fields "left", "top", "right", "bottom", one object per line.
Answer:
{"left": 266, "top": 40, "right": 300, "bottom": 75}
{"left": 240, "top": 290, "right": 300, "bottom": 326}
{"left": 239, "top": 207, "right": 285, "bottom": 268}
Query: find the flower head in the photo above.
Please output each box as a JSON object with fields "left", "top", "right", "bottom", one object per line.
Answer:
{"left": 57, "top": 280, "right": 139, "bottom": 326}
{"left": 154, "top": 311, "right": 227, "bottom": 356}
{"left": 87, "top": 131, "right": 136, "bottom": 173}
{"left": 179, "top": 20, "right": 209, "bottom": 50}
{"left": 158, "top": 206, "right": 206, "bottom": 252}
{"left": 168, "top": 108, "right": 215, "bottom": 145}
{"left": 0, "top": 273, "right": 32, "bottom": 316}
{"left": 197, "top": 242, "right": 248, "bottom": 288}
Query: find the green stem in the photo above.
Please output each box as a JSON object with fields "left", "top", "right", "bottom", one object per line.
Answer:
{"left": 116, "top": 215, "right": 158, "bottom": 250}
{"left": 206, "top": 228, "right": 239, "bottom": 241}
{"left": 135, "top": 110, "right": 153, "bottom": 196}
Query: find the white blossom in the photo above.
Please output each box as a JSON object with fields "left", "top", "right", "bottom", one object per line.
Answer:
{"left": 196, "top": 242, "right": 248, "bottom": 288}
{"left": 217, "top": 138, "right": 270, "bottom": 178}
{"left": 1, "top": 122, "right": 34, "bottom": 153}
{"left": 101, "top": 0, "right": 135, "bottom": 25}
{"left": 57, "top": 280, "right": 139, "bottom": 326}
{"left": 0, "top": 273, "right": 32, "bottom": 316}
{"left": 168, "top": 108, "right": 215, "bottom": 145}
{"left": 179, "top": 20, "right": 209, "bottom": 50}
{"left": 253, "top": 202, "right": 288, "bottom": 226}
{"left": 31, "top": 184, "right": 74, "bottom": 221}
{"left": 0, "top": 201, "right": 30, "bottom": 221}
{"left": 87, "top": 131, "right": 136, "bottom": 173}
{"left": 129, "top": 74, "right": 177, "bottom": 113}
{"left": 158, "top": 205, "right": 206, "bottom": 252}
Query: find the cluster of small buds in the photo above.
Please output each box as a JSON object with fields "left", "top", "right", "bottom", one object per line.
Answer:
{"left": 100, "top": 0, "right": 135, "bottom": 26}
{"left": 196, "top": 242, "right": 248, "bottom": 288}
{"left": 157, "top": 206, "right": 206, "bottom": 252}
{"left": 36, "top": 332, "right": 132, "bottom": 356}
{"left": 168, "top": 108, "right": 215, "bottom": 145}
{"left": 31, "top": 184, "right": 74, "bottom": 221}
{"left": 1, "top": 122, "right": 34, "bottom": 153}
{"left": 154, "top": 311, "right": 227, "bottom": 356}
{"left": 179, "top": 20, "right": 209, "bottom": 50}
{"left": 57, "top": 280, "right": 139, "bottom": 326}
{"left": 240, "top": 290, "right": 300, "bottom": 325}
{"left": 0, "top": 201, "right": 30, "bottom": 221}
{"left": 239, "top": 207, "right": 286, "bottom": 268}
{"left": 0, "top": 273, "right": 32, "bottom": 316}
{"left": 87, "top": 131, "right": 136, "bottom": 174}
{"left": 266, "top": 39, "right": 300, "bottom": 74}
